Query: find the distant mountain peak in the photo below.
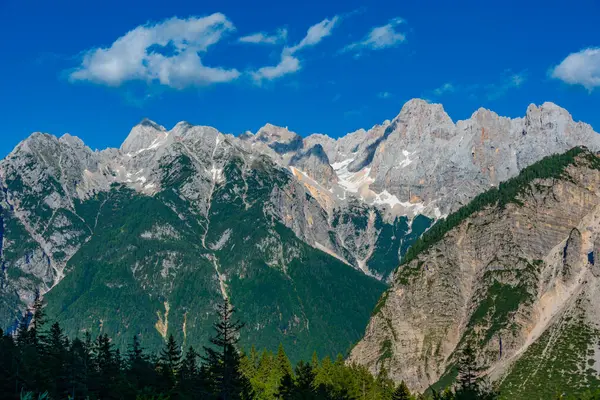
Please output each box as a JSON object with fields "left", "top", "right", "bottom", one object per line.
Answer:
{"left": 121, "top": 119, "right": 168, "bottom": 154}
{"left": 139, "top": 118, "right": 166, "bottom": 131}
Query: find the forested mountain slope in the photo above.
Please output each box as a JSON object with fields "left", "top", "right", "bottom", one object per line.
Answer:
{"left": 350, "top": 148, "right": 600, "bottom": 398}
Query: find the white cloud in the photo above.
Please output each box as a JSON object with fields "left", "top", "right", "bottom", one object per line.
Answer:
{"left": 433, "top": 83, "right": 454, "bottom": 96}
{"left": 69, "top": 14, "right": 240, "bottom": 88}
{"left": 551, "top": 47, "right": 600, "bottom": 92}
{"left": 286, "top": 17, "right": 339, "bottom": 54}
{"left": 378, "top": 91, "right": 392, "bottom": 99}
{"left": 252, "top": 16, "right": 340, "bottom": 82}
{"left": 251, "top": 55, "right": 300, "bottom": 81}
{"left": 239, "top": 28, "right": 287, "bottom": 45}
{"left": 342, "top": 17, "right": 406, "bottom": 54}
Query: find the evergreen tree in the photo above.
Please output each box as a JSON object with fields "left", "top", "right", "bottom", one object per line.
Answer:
{"left": 30, "top": 291, "right": 45, "bottom": 344}
{"left": 42, "top": 322, "right": 68, "bottom": 398}
{"left": 276, "top": 372, "right": 296, "bottom": 400}
{"left": 453, "top": 343, "right": 499, "bottom": 400}
{"left": 277, "top": 343, "right": 293, "bottom": 378}
{"left": 92, "top": 333, "right": 121, "bottom": 399}
{"left": 311, "top": 352, "right": 319, "bottom": 370}
{"left": 375, "top": 367, "right": 395, "bottom": 400}
{"left": 0, "top": 328, "right": 18, "bottom": 399}
{"left": 178, "top": 346, "right": 205, "bottom": 398}
{"left": 203, "top": 299, "right": 252, "bottom": 400}
{"left": 66, "top": 338, "right": 90, "bottom": 400}
{"left": 14, "top": 292, "right": 46, "bottom": 396}
{"left": 125, "top": 334, "right": 158, "bottom": 396}
{"left": 240, "top": 348, "right": 258, "bottom": 381}
{"left": 294, "top": 361, "right": 317, "bottom": 399}
{"left": 457, "top": 343, "right": 477, "bottom": 393}
{"left": 392, "top": 381, "right": 412, "bottom": 400}
{"left": 159, "top": 334, "right": 182, "bottom": 389}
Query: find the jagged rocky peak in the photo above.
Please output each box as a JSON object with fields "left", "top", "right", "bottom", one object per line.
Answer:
{"left": 254, "top": 123, "right": 303, "bottom": 154}
{"left": 469, "top": 106, "right": 503, "bottom": 122}
{"left": 5, "top": 131, "right": 94, "bottom": 175}
{"left": 58, "top": 133, "right": 87, "bottom": 149}
{"left": 238, "top": 130, "right": 255, "bottom": 140}
{"left": 256, "top": 122, "right": 298, "bottom": 141}
{"left": 170, "top": 120, "right": 193, "bottom": 134}
{"left": 121, "top": 118, "right": 168, "bottom": 154}
{"left": 16, "top": 132, "right": 58, "bottom": 153}
{"left": 524, "top": 101, "right": 581, "bottom": 134}
{"left": 298, "top": 144, "right": 329, "bottom": 163}
{"left": 393, "top": 99, "right": 455, "bottom": 142}
{"left": 290, "top": 144, "right": 338, "bottom": 187}
{"left": 303, "top": 133, "right": 340, "bottom": 163}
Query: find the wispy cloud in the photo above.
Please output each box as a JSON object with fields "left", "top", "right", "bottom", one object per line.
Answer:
{"left": 69, "top": 14, "right": 239, "bottom": 89}
{"left": 251, "top": 16, "right": 340, "bottom": 82}
{"left": 427, "top": 71, "right": 527, "bottom": 101}
{"left": 485, "top": 71, "right": 527, "bottom": 100}
{"left": 251, "top": 55, "right": 300, "bottom": 81}
{"left": 550, "top": 47, "right": 600, "bottom": 92}
{"left": 341, "top": 17, "right": 406, "bottom": 55}
{"left": 238, "top": 28, "right": 287, "bottom": 45}
{"left": 286, "top": 17, "right": 339, "bottom": 55}
{"left": 378, "top": 91, "right": 392, "bottom": 99}
{"left": 433, "top": 83, "right": 455, "bottom": 96}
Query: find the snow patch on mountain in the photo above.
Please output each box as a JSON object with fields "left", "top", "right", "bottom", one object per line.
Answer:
{"left": 398, "top": 150, "right": 417, "bottom": 168}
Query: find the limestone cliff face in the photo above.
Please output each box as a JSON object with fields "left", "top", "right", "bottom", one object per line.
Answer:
{"left": 349, "top": 149, "right": 600, "bottom": 396}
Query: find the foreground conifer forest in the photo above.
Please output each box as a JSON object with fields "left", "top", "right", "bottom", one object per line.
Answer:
{"left": 0, "top": 294, "right": 598, "bottom": 400}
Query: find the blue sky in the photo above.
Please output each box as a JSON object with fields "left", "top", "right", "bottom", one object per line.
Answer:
{"left": 1, "top": 0, "right": 599, "bottom": 157}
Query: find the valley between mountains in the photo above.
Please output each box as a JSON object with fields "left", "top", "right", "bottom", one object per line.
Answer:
{"left": 1, "top": 98, "right": 600, "bottom": 396}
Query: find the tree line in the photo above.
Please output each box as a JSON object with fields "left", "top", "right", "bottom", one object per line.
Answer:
{"left": 0, "top": 293, "right": 598, "bottom": 399}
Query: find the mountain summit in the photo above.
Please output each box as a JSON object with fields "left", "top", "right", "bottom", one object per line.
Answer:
{"left": 0, "top": 99, "right": 598, "bottom": 363}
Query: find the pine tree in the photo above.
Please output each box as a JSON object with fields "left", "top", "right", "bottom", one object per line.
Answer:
{"left": 0, "top": 328, "right": 18, "bottom": 399}
{"left": 294, "top": 361, "right": 317, "bottom": 399}
{"left": 66, "top": 338, "right": 90, "bottom": 400}
{"left": 125, "top": 334, "right": 158, "bottom": 396}
{"left": 127, "top": 334, "right": 145, "bottom": 368}
{"left": 276, "top": 372, "right": 296, "bottom": 400}
{"left": 392, "top": 381, "right": 412, "bottom": 400}
{"left": 277, "top": 343, "right": 293, "bottom": 378}
{"left": 178, "top": 346, "right": 203, "bottom": 398}
{"left": 14, "top": 292, "right": 46, "bottom": 396}
{"left": 375, "top": 367, "right": 395, "bottom": 400}
{"left": 159, "top": 334, "right": 182, "bottom": 388}
{"left": 314, "top": 356, "right": 333, "bottom": 388}
{"left": 457, "top": 343, "right": 477, "bottom": 393}
{"left": 42, "top": 322, "right": 68, "bottom": 398}
{"left": 256, "top": 349, "right": 273, "bottom": 382}
{"left": 203, "top": 299, "right": 252, "bottom": 400}
{"left": 30, "top": 291, "right": 45, "bottom": 344}
{"left": 454, "top": 343, "right": 499, "bottom": 400}
{"left": 93, "top": 333, "right": 121, "bottom": 399}
{"left": 239, "top": 350, "right": 257, "bottom": 383}
{"left": 311, "top": 352, "right": 319, "bottom": 371}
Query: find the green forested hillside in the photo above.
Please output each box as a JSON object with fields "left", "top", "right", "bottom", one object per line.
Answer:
{"left": 43, "top": 156, "right": 386, "bottom": 363}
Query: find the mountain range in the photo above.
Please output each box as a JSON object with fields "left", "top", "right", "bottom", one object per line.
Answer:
{"left": 1, "top": 99, "right": 599, "bottom": 371}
